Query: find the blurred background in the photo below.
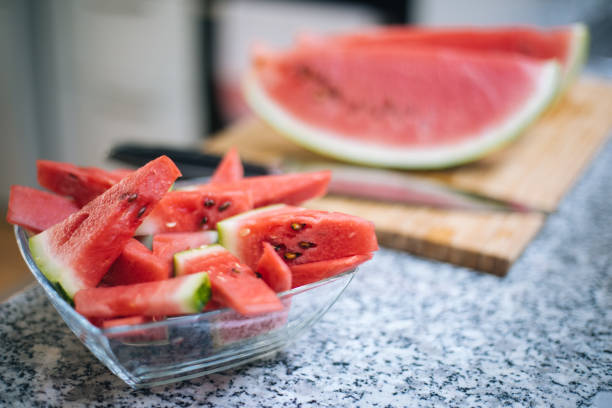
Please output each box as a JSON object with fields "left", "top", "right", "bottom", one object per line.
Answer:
{"left": 1, "top": 0, "right": 611, "bottom": 300}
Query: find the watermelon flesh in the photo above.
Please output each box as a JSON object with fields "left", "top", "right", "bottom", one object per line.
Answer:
{"left": 29, "top": 156, "right": 181, "bottom": 299}
{"left": 290, "top": 253, "right": 372, "bottom": 289}
{"left": 255, "top": 242, "right": 292, "bottom": 292}
{"left": 7, "top": 185, "right": 78, "bottom": 233}
{"left": 246, "top": 39, "right": 560, "bottom": 169}
{"left": 100, "top": 238, "right": 169, "bottom": 286}
{"left": 305, "top": 24, "right": 587, "bottom": 85}
{"left": 174, "top": 245, "right": 284, "bottom": 316}
{"left": 210, "top": 147, "right": 244, "bottom": 184}
{"left": 135, "top": 188, "right": 253, "bottom": 235}
{"left": 74, "top": 272, "right": 211, "bottom": 318}
{"left": 206, "top": 170, "right": 331, "bottom": 208}
{"left": 218, "top": 205, "right": 378, "bottom": 270}
{"left": 37, "top": 160, "right": 126, "bottom": 207}
{"left": 152, "top": 231, "right": 218, "bottom": 275}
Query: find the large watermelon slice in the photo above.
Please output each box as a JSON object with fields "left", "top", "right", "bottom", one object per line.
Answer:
{"left": 37, "top": 160, "right": 127, "bottom": 207}
{"left": 7, "top": 185, "right": 78, "bottom": 233}
{"left": 29, "top": 156, "right": 181, "bottom": 299}
{"left": 135, "top": 188, "right": 253, "bottom": 235}
{"left": 306, "top": 24, "right": 587, "bottom": 86}
{"left": 174, "top": 244, "right": 283, "bottom": 316}
{"left": 244, "top": 39, "right": 561, "bottom": 168}
{"left": 74, "top": 271, "right": 211, "bottom": 318}
{"left": 217, "top": 204, "right": 378, "bottom": 270}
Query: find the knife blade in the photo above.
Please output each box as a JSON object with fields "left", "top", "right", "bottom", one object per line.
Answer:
{"left": 108, "top": 143, "right": 535, "bottom": 212}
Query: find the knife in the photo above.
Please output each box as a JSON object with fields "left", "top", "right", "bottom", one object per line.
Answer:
{"left": 108, "top": 143, "right": 534, "bottom": 212}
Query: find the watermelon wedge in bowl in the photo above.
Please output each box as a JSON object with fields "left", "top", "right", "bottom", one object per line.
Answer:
{"left": 14, "top": 225, "right": 360, "bottom": 388}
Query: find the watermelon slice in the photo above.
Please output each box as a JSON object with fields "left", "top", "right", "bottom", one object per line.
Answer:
{"left": 307, "top": 23, "right": 587, "bottom": 86}
{"left": 29, "top": 156, "right": 181, "bottom": 299}
{"left": 174, "top": 245, "right": 283, "bottom": 316}
{"left": 152, "top": 231, "right": 218, "bottom": 275}
{"left": 244, "top": 41, "right": 561, "bottom": 169}
{"left": 135, "top": 188, "right": 253, "bottom": 235}
{"left": 7, "top": 185, "right": 78, "bottom": 233}
{"left": 210, "top": 147, "right": 244, "bottom": 184}
{"left": 199, "top": 170, "right": 331, "bottom": 208}
{"left": 37, "top": 160, "right": 126, "bottom": 207}
{"left": 74, "top": 272, "right": 211, "bottom": 318}
{"left": 100, "top": 238, "right": 169, "bottom": 286}
{"left": 255, "top": 242, "right": 292, "bottom": 292}
{"left": 217, "top": 204, "right": 378, "bottom": 270}
{"left": 290, "top": 253, "right": 372, "bottom": 289}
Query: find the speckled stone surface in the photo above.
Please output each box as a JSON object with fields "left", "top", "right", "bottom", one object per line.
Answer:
{"left": 2, "top": 143, "right": 612, "bottom": 407}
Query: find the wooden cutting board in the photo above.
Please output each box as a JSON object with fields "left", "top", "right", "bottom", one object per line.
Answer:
{"left": 206, "top": 78, "right": 612, "bottom": 276}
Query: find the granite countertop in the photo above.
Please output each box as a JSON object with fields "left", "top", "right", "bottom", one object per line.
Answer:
{"left": 1, "top": 143, "right": 611, "bottom": 407}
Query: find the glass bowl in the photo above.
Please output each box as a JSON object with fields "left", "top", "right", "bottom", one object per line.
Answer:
{"left": 14, "top": 226, "right": 356, "bottom": 388}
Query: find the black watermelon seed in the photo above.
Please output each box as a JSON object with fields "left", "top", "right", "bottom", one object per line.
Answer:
{"left": 291, "top": 223, "right": 306, "bottom": 231}
{"left": 231, "top": 268, "right": 240, "bottom": 274}
{"left": 200, "top": 216, "right": 208, "bottom": 225}
{"left": 218, "top": 201, "right": 231, "bottom": 212}
{"left": 127, "top": 193, "right": 138, "bottom": 202}
{"left": 255, "top": 272, "right": 262, "bottom": 279}
{"left": 298, "top": 241, "right": 316, "bottom": 249}
{"left": 204, "top": 198, "right": 215, "bottom": 208}
{"left": 284, "top": 252, "right": 301, "bottom": 261}
{"left": 137, "top": 206, "right": 147, "bottom": 218}
{"left": 272, "top": 243, "right": 286, "bottom": 252}
{"left": 68, "top": 173, "right": 78, "bottom": 179}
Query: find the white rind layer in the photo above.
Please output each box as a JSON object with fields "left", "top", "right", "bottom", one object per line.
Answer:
{"left": 173, "top": 272, "right": 210, "bottom": 313}
{"left": 29, "top": 232, "right": 84, "bottom": 299}
{"left": 244, "top": 61, "right": 561, "bottom": 169}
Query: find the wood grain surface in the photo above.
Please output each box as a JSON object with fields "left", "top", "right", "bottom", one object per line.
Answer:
{"left": 205, "top": 79, "right": 612, "bottom": 275}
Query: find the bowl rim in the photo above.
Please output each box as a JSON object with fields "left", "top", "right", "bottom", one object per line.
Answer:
{"left": 14, "top": 225, "right": 358, "bottom": 336}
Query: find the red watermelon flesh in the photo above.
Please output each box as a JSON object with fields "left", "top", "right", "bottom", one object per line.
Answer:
{"left": 100, "top": 238, "right": 169, "bottom": 286}
{"left": 7, "top": 185, "right": 78, "bottom": 233}
{"left": 254, "top": 45, "right": 555, "bottom": 148}
{"left": 304, "top": 25, "right": 583, "bottom": 78}
{"left": 218, "top": 205, "right": 378, "bottom": 270}
{"left": 37, "top": 160, "right": 125, "bottom": 207}
{"left": 29, "top": 156, "right": 181, "bottom": 299}
{"left": 210, "top": 147, "right": 244, "bottom": 184}
{"left": 174, "top": 245, "right": 284, "bottom": 316}
{"left": 152, "top": 231, "right": 218, "bottom": 275}
{"left": 255, "top": 242, "right": 292, "bottom": 292}
{"left": 290, "top": 253, "right": 372, "bottom": 289}
{"left": 210, "top": 170, "right": 331, "bottom": 208}
{"left": 136, "top": 188, "right": 253, "bottom": 235}
{"left": 74, "top": 271, "right": 211, "bottom": 318}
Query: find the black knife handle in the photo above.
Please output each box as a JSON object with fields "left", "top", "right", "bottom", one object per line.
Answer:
{"left": 108, "top": 143, "right": 270, "bottom": 179}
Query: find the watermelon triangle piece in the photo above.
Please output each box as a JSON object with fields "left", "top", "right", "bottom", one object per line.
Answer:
{"left": 210, "top": 170, "right": 331, "bottom": 208}
{"left": 174, "top": 245, "right": 284, "bottom": 316}
{"left": 29, "top": 156, "right": 181, "bottom": 299}
{"left": 7, "top": 185, "right": 79, "bottom": 233}
{"left": 37, "top": 160, "right": 126, "bottom": 207}
{"left": 210, "top": 147, "right": 244, "bottom": 184}
{"left": 152, "top": 231, "right": 218, "bottom": 276}
{"left": 290, "top": 253, "right": 372, "bottom": 289}
{"left": 245, "top": 40, "right": 561, "bottom": 169}
{"left": 100, "top": 238, "right": 169, "bottom": 286}
{"left": 255, "top": 242, "right": 292, "bottom": 292}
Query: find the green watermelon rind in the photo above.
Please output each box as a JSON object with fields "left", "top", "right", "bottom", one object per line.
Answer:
{"left": 244, "top": 57, "right": 561, "bottom": 169}
{"left": 561, "top": 23, "right": 589, "bottom": 88}
{"left": 217, "top": 204, "right": 288, "bottom": 259}
{"left": 29, "top": 232, "right": 84, "bottom": 300}
{"left": 174, "top": 272, "right": 212, "bottom": 313}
